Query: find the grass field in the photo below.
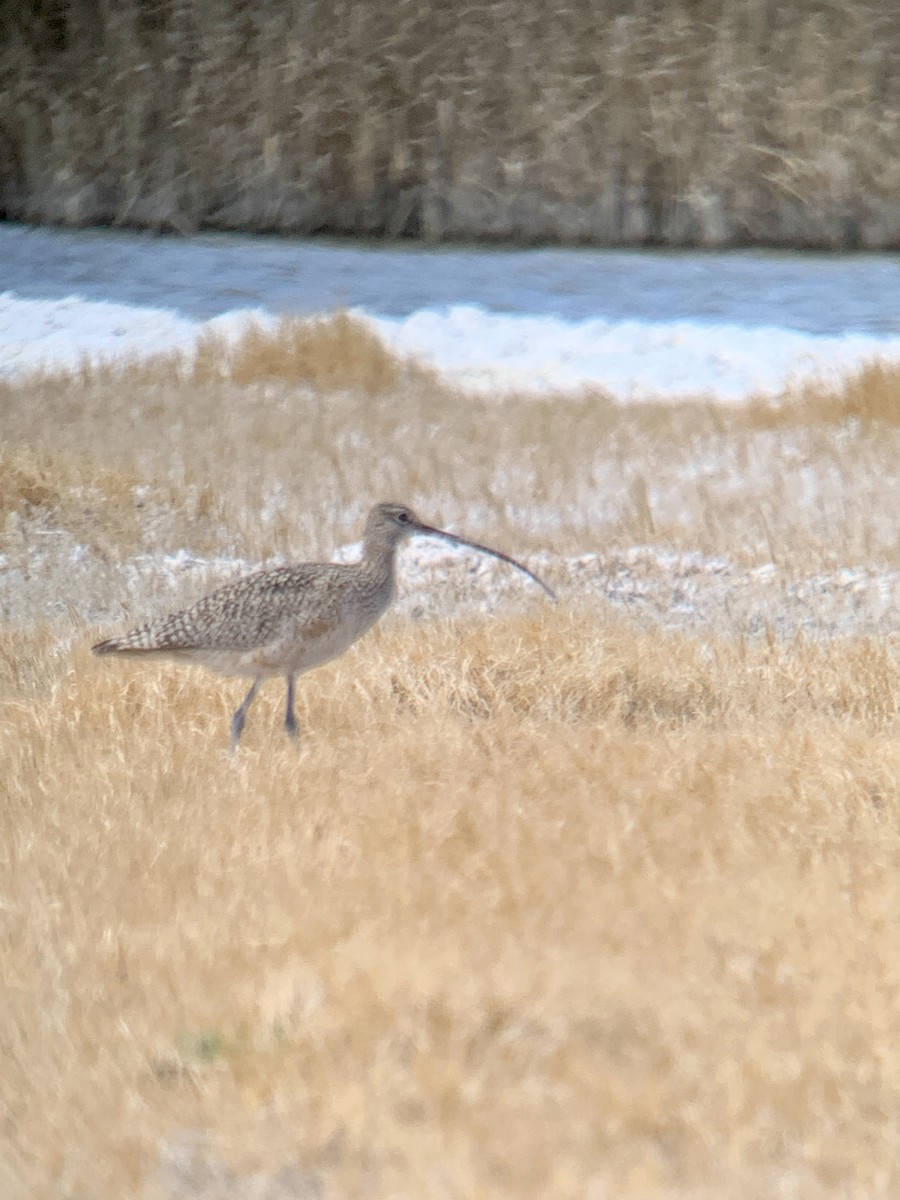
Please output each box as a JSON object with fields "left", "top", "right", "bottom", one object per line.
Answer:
{"left": 2, "top": 317, "right": 900, "bottom": 1198}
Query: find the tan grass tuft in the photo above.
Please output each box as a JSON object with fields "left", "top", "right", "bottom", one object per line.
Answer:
{"left": 797, "top": 360, "right": 900, "bottom": 426}
{"left": 0, "top": 441, "right": 148, "bottom": 551}
{"left": 740, "top": 360, "right": 900, "bottom": 430}
{"left": 192, "top": 312, "right": 440, "bottom": 395}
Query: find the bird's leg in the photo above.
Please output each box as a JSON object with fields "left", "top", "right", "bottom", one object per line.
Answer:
{"left": 231, "top": 678, "right": 261, "bottom": 751}
{"left": 284, "top": 674, "right": 299, "bottom": 740}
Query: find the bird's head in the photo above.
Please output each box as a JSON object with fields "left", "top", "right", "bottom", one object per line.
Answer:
{"left": 363, "top": 502, "right": 556, "bottom": 600}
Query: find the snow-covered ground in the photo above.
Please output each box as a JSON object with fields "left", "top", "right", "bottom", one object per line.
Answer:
{"left": 4, "top": 291, "right": 900, "bottom": 402}
{"left": 4, "top": 222, "right": 900, "bottom": 401}
{"left": 366, "top": 307, "right": 900, "bottom": 400}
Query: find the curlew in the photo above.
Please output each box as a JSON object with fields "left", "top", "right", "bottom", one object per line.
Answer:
{"left": 92, "top": 502, "right": 556, "bottom": 749}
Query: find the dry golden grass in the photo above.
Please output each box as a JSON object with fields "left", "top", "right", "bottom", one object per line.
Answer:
{"left": 192, "top": 313, "right": 441, "bottom": 395}
{"left": 2, "top": 616, "right": 900, "bottom": 1199}
{"left": 3, "top": 320, "right": 900, "bottom": 1197}
{"left": 791, "top": 360, "right": 900, "bottom": 428}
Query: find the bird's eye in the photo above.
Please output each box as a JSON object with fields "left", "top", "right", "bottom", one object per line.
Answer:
{"left": 397, "top": 511, "right": 411, "bottom": 524}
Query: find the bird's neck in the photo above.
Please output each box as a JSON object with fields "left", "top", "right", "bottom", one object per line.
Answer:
{"left": 360, "top": 529, "right": 400, "bottom": 590}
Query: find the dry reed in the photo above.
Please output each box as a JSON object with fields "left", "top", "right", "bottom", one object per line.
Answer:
{"left": 4, "top": 1, "right": 900, "bottom": 246}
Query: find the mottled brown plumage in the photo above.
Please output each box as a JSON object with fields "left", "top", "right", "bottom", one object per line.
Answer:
{"left": 92, "top": 502, "right": 556, "bottom": 749}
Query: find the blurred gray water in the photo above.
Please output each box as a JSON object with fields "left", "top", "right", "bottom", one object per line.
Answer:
{"left": 4, "top": 221, "right": 900, "bottom": 332}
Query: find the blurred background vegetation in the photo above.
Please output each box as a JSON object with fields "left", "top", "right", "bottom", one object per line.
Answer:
{"left": 2, "top": 0, "right": 899, "bottom": 247}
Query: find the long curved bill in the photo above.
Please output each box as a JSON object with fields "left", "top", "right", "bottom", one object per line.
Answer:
{"left": 414, "top": 522, "right": 557, "bottom": 601}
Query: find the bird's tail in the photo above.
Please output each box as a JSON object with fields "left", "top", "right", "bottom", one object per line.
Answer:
{"left": 92, "top": 625, "right": 166, "bottom": 656}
